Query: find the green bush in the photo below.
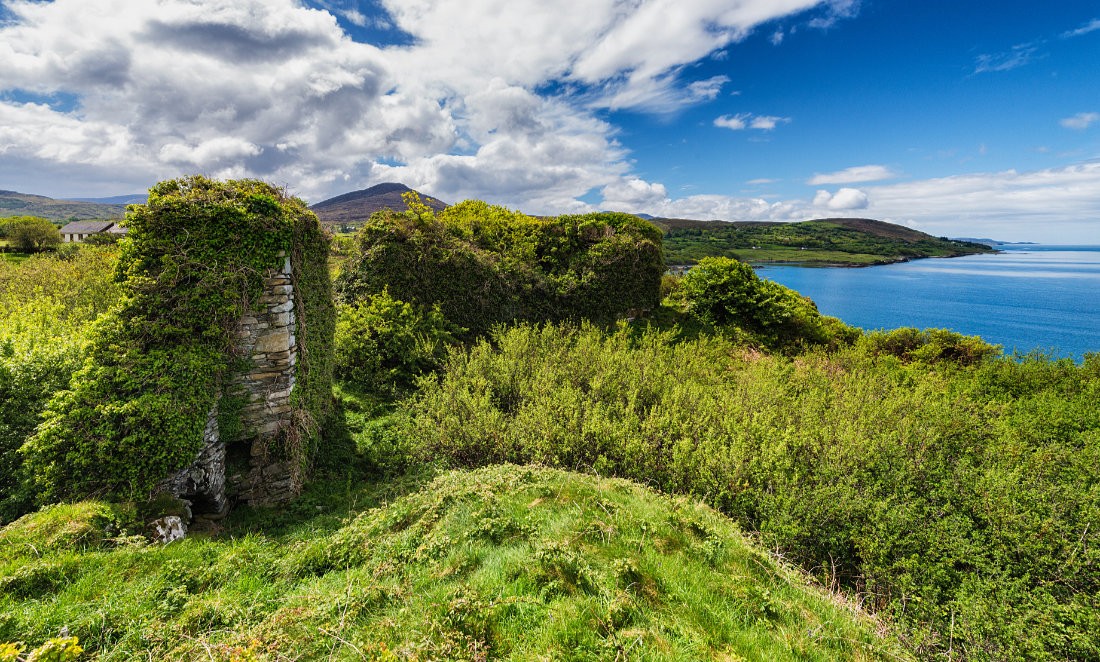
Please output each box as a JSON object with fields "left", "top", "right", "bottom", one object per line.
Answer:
{"left": 335, "top": 196, "right": 664, "bottom": 336}
{"left": 860, "top": 327, "right": 1001, "bottom": 365}
{"left": 0, "top": 249, "right": 122, "bottom": 523}
{"left": 401, "top": 323, "right": 1100, "bottom": 660}
{"left": 334, "top": 290, "right": 459, "bottom": 396}
{"left": 2, "top": 217, "right": 60, "bottom": 254}
{"left": 679, "top": 256, "right": 856, "bottom": 350}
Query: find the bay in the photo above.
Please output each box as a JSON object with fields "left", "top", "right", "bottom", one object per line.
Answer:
{"left": 757, "top": 245, "right": 1100, "bottom": 360}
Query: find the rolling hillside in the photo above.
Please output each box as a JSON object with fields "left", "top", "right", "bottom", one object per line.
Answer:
{"left": 655, "top": 216, "right": 995, "bottom": 266}
{"left": 0, "top": 190, "right": 127, "bottom": 221}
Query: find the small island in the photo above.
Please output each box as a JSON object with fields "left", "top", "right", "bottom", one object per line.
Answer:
{"left": 656, "top": 216, "right": 995, "bottom": 267}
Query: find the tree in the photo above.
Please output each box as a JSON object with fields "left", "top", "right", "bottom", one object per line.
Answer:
{"left": 680, "top": 256, "right": 855, "bottom": 350}
{"left": 6, "top": 216, "right": 61, "bottom": 253}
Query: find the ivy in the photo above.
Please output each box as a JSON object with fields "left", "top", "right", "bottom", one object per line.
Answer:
{"left": 334, "top": 196, "right": 664, "bottom": 336}
{"left": 21, "top": 177, "right": 334, "bottom": 501}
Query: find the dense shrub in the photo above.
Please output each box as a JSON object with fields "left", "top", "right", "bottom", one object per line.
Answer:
{"left": 21, "top": 177, "right": 334, "bottom": 502}
{"left": 334, "top": 290, "right": 459, "bottom": 396}
{"left": 402, "top": 323, "right": 1100, "bottom": 659}
{"left": 2, "top": 217, "right": 61, "bottom": 253}
{"left": 0, "top": 249, "right": 122, "bottom": 523}
{"left": 335, "top": 196, "right": 664, "bottom": 336}
{"left": 860, "top": 326, "right": 1001, "bottom": 365}
{"left": 679, "top": 256, "right": 857, "bottom": 351}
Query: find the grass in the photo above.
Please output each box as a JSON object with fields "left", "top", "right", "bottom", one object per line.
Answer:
{"left": 0, "top": 465, "right": 907, "bottom": 660}
{"left": 667, "top": 243, "right": 897, "bottom": 266}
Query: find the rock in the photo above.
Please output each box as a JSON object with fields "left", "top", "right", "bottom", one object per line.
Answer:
{"left": 150, "top": 515, "right": 187, "bottom": 544}
{"left": 253, "top": 329, "right": 290, "bottom": 353}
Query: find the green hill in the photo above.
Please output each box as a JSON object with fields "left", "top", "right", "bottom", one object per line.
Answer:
{"left": 0, "top": 191, "right": 127, "bottom": 222}
{"left": 656, "top": 216, "right": 994, "bottom": 266}
{"left": 310, "top": 183, "right": 448, "bottom": 227}
{"left": 0, "top": 465, "right": 906, "bottom": 660}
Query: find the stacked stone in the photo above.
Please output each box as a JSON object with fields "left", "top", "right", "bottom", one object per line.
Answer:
{"left": 158, "top": 410, "right": 227, "bottom": 518}
{"left": 162, "top": 251, "right": 302, "bottom": 518}
{"left": 233, "top": 252, "right": 301, "bottom": 506}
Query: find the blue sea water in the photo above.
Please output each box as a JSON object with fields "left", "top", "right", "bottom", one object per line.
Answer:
{"left": 757, "top": 245, "right": 1100, "bottom": 360}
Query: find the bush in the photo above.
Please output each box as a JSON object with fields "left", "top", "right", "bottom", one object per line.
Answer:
{"left": 402, "top": 323, "right": 1100, "bottom": 659}
{"left": 860, "top": 327, "right": 1001, "bottom": 365}
{"left": 3, "top": 217, "right": 61, "bottom": 253}
{"left": 335, "top": 195, "right": 664, "bottom": 336}
{"left": 679, "top": 256, "right": 856, "bottom": 350}
{"left": 334, "top": 290, "right": 459, "bottom": 396}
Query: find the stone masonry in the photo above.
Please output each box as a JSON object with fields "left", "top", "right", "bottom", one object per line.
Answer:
{"left": 162, "top": 251, "right": 301, "bottom": 516}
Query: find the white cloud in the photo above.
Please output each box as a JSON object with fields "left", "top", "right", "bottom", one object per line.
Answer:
{"left": 714, "top": 113, "right": 791, "bottom": 131}
{"left": 0, "top": 0, "right": 834, "bottom": 207}
{"left": 862, "top": 163, "right": 1100, "bottom": 225}
{"left": 808, "top": 164, "right": 897, "bottom": 185}
{"left": 973, "top": 43, "right": 1040, "bottom": 74}
{"left": 1060, "top": 112, "right": 1099, "bottom": 130}
{"left": 1062, "top": 18, "right": 1100, "bottom": 38}
{"left": 601, "top": 178, "right": 669, "bottom": 209}
{"left": 813, "top": 187, "right": 869, "bottom": 210}
{"left": 595, "top": 162, "right": 1100, "bottom": 243}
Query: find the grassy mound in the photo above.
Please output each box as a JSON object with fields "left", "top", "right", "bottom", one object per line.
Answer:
{"left": 1, "top": 465, "right": 905, "bottom": 660}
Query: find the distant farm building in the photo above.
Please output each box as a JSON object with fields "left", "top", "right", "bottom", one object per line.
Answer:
{"left": 59, "top": 220, "right": 127, "bottom": 242}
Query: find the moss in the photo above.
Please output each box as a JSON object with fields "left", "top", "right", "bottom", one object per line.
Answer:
{"left": 335, "top": 198, "right": 664, "bottom": 337}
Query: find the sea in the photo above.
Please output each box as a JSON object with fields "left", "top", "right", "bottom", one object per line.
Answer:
{"left": 757, "top": 245, "right": 1100, "bottom": 360}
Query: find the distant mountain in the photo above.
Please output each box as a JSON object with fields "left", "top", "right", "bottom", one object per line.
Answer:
{"left": 951, "top": 237, "right": 1036, "bottom": 247}
{"left": 69, "top": 194, "right": 148, "bottom": 205}
{"left": 653, "top": 216, "right": 995, "bottom": 266}
{"left": 0, "top": 190, "right": 127, "bottom": 221}
{"left": 310, "top": 183, "right": 448, "bottom": 225}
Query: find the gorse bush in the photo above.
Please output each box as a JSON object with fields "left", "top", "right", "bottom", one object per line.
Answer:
{"left": 21, "top": 177, "right": 334, "bottom": 503}
{"left": 859, "top": 326, "right": 1001, "bottom": 365}
{"left": 679, "top": 256, "right": 858, "bottom": 351}
{"left": 334, "top": 289, "right": 459, "bottom": 396}
{"left": 402, "top": 323, "right": 1100, "bottom": 660}
{"left": 335, "top": 195, "right": 664, "bottom": 336}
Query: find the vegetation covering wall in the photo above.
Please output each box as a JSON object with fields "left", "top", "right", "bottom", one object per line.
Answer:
{"left": 335, "top": 197, "right": 664, "bottom": 335}
{"left": 21, "top": 177, "right": 334, "bottom": 502}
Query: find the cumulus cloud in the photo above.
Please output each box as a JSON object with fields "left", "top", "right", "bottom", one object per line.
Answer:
{"left": 0, "top": 0, "right": 834, "bottom": 207}
{"left": 714, "top": 113, "right": 791, "bottom": 131}
{"left": 1060, "top": 112, "right": 1099, "bottom": 130}
{"left": 593, "top": 163, "right": 1100, "bottom": 243}
{"left": 812, "top": 187, "right": 869, "bottom": 210}
{"left": 808, "top": 164, "right": 897, "bottom": 185}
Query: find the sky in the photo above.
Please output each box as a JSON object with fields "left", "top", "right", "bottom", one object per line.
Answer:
{"left": 1, "top": 0, "right": 1098, "bottom": 242}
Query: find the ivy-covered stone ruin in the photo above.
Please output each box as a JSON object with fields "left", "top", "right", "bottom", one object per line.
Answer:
{"left": 24, "top": 177, "right": 335, "bottom": 520}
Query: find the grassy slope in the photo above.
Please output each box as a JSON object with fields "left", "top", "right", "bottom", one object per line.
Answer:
{"left": 0, "top": 465, "right": 907, "bottom": 661}
{"left": 656, "top": 217, "right": 994, "bottom": 266}
{"left": 0, "top": 191, "right": 126, "bottom": 222}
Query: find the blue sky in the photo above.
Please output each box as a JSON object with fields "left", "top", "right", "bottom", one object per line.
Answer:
{"left": 1, "top": 0, "right": 1098, "bottom": 241}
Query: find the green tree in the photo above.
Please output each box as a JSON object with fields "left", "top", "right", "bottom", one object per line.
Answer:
{"left": 679, "top": 256, "right": 854, "bottom": 350}
{"left": 5, "top": 217, "right": 61, "bottom": 253}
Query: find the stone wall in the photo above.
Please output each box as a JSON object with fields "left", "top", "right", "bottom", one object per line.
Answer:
{"left": 162, "top": 251, "right": 301, "bottom": 515}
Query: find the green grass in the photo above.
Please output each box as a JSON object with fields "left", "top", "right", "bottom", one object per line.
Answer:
{"left": 1, "top": 466, "right": 906, "bottom": 660}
